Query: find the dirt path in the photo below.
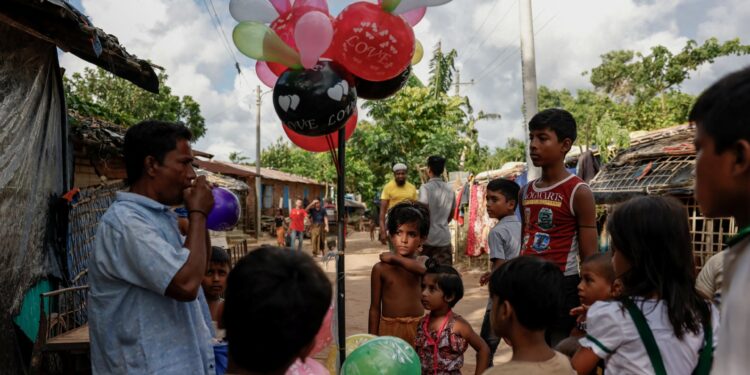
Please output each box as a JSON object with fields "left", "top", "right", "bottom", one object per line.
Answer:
{"left": 268, "top": 230, "right": 512, "bottom": 373}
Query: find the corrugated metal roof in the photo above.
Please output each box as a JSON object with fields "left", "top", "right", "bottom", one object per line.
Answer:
{"left": 194, "top": 159, "right": 256, "bottom": 178}
{"left": 258, "top": 167, "right": 325, "bottom": 186}
{"left": 196, "top": 160, "right": 325, "bottom": 186}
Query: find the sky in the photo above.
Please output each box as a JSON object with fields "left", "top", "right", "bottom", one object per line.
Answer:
{"left": 59, "top": 0, "right": 750, "bottom": 162}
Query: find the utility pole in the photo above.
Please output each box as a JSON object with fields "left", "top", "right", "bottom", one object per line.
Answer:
{"left": 454, "top": 69, "right": 474, "bottom": 96}
{"left": 255, "top": 85, "right": 262, "bottom": 240}
{"left": 455, "top": 69, "right": 476, "bottom": 171}
{"left": 519, "top": 0, "right": 541, "bottom": 180}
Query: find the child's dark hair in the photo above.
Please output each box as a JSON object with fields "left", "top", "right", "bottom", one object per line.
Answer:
{"left": 425, "top": 264, "right": 464, "bottom": 307}
{"left": 528, "top": 108, "right": 577, "bottom": 143}
{"left": 581, "top": 252, "right": 615, "bottom": 283}
{"left": 123, "top": 120, "right": 193, "bottom": 185}
{"left": 210, "top": 246, "right": 230, "bottom": 265}
{"left": 427, "top": 155, "right": 446, "bottom": 176}
{"left": 223, "top": 246, "right": 332, "bottom": 373}
{"left": 486, "top": 178, "right": 520, "bottom": 209}
{"left": 386, "top": 200, "right": 430, "bottom": 237}
{"left": 607, "top": 196, "right": 710, "bottom": 339}
{"left": 489, "top": 256, "right": 563, "bottom": 331}
{"left": 689, "top": 66, "right": 750, "bottom": 153}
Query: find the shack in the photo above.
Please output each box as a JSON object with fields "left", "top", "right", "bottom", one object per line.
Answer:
{"left": 1, "top": 0, "right": 158, "bottom": 371}
{"left": 589, "top": 124, "right": 738, "bottom": 269}
{"left": 194, "top": 159, "right": 327, "bottom": 235}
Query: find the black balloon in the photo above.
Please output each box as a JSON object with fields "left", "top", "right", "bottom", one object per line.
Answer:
{"left": 273, "top": 61, "right": 357, "bottom": 137}
{"left": 354, "top": 66, "right": 411, "bottom": 100}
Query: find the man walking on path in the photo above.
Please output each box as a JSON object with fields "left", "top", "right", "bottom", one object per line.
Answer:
{"left": 379, "top": 163, "right": 418, "bottom": 245}
{"left": 307, "top": 199, "right": 328, "bottom": 256}
{"left": 288, "top": 199, "right": 307, "bottom": 252}
{"left": 418, "top": 156, "right": 456, "bottom": 265}
{"left": 89, "top": 121, "right": 216, "bottom": 374}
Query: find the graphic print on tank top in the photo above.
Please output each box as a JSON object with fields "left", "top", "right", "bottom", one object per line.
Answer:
{"left": 521, "top": 174, "right": 587, "bottom": 276}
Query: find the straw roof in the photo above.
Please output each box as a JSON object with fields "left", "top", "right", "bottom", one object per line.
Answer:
{"left": 589, "top": 124, "right": 696, "bottom": 204}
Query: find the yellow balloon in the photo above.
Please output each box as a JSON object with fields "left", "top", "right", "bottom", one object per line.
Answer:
{"left": 412, "top": 40, "right": 424, "bottom": 65}
{"left": 325, "top": 334, "right": 377, "bottom": 373}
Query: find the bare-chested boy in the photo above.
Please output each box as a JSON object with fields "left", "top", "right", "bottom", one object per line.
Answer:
{"left": 369, "top": 201, "right": 430, "bottom": 346}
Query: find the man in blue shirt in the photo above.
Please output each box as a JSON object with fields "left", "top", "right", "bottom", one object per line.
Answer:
{"left": 89, "top": 121, "right": 216, "bottom": 374}
{"left": 306, "top": 199, "right": 328, "bottom": 256}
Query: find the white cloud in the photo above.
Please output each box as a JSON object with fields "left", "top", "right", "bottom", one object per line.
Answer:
{"left": 58, "top": 0, "right": 750, "bottom": 162}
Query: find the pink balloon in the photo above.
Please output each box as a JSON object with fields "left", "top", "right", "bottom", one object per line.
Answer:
{"left": 270, "top": 0, "right": 291, "bottom": 14}
{"left": 255, "top": 61, "right": 278, "bottom": 88}
{"left": 311, "top": 305, "right": 334, "bottom": 355}
{"left": 294, "top": 11, "right": 334, "bottom": 69}
{"left": 378, "top": 0, "right": 426, "bottom": 26}
{"left": 285, "top": 358, "right": 329, "bottom": 375}
{"left": 293, "top": 0, "right": 329, "bottom": 13}
{"left": 402, "top": 6, "right": 426, "bottom": 26}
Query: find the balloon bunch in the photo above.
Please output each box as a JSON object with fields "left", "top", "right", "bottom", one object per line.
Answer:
{"left": 230, "top": 0, "right": 453, "bottom": 153}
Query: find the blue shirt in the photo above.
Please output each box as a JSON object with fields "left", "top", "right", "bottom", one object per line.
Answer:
{"left": 488, "top": 215, "right": 522, "bottom": 261}
{"left": 89, "top": 192, "right": 216, "bottom": 375}
{"left": 308, "top": 207, "right": 327, "bottom": 224}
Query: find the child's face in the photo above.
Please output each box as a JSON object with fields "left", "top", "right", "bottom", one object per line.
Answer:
{"left": 421, "top": 274, "right": 447, "bottom": 311}
{"left": 694, "top": 127, "right": 745, "bottom": 218}
{"left": 389, "top": 222, "right": 423, "bottom": 257}
{"left": 577, "top": 263, "right": 613, "bottom": 306}
{"left": 202, "top": 262, "right": 229, "bottom": 300}
{"left": 528, "top": 128, "right": 571, "bottom": 167}
{"left": 486, "top": 190, "right": 515, "bottom": 219}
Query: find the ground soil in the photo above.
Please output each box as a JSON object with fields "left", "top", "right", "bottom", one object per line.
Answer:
{"left": 258, "top": 230, "right": 512, "bottom": 374}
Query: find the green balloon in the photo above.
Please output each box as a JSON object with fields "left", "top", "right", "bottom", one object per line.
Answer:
{"left": 341, "top": 336, "right": 421, "bottom": 375}
{"left": 232, "top": 22, "right": 301, "bottom": 69}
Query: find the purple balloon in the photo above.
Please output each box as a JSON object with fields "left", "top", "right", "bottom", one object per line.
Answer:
{"left": 207, "top": 187, "right": 241, "bottom": 231}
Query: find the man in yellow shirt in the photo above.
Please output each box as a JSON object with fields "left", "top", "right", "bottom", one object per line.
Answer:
{"left": 378, "top": 163, "right": 418, "bottom": 244}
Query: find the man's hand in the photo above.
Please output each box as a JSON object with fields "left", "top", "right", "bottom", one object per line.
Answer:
{"left": 379, "top": 231, "right": 388, "bottom": 245}
{"left": 184, "top": 175, "right": 213, "bottom": 215}
{"left": 379, "top": 252, "right": 395, "bottom": 263}
{"left": 479, "top": 272, "right": 491, "bottom": 286}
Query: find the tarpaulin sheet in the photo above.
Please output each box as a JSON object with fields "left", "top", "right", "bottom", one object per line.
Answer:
{"left": 0, "top": 22, "right": 68, "bottom": 326}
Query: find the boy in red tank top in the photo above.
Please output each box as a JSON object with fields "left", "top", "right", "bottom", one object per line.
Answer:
{"left": 519, "top": 108, "right": 598, "bottom": 347}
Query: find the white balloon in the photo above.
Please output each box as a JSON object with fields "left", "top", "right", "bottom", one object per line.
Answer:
{"left": 229, "top": 0, "right": 279, "bottom": 23}
{"left": 392, "top": 0, "right": 452, "bottom": 15}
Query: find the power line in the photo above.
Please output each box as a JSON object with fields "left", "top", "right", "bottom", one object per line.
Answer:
{"left": 461, "top": 0, "right": 502, "bottom": 53}
{"left": 472, "top": 11, "right": 560, "bottom": 83}
{"left": 201, "top": 0, "right": 254, "bottom": 89}
{"left": 467, "top": 6, "right": 546, "bottom": 79}
{"left": 461, "top": 0, "right": 516, "bottom": 64}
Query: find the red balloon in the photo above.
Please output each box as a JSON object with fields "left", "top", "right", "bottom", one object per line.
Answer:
{"left": 283, "top": 112, "right": 357, "bottom": 152}
{"left": 268, "top": 6, "right": 335, "bottom": 75}
{"left": 332, "top": 2, "right": 415, "bottom": 82}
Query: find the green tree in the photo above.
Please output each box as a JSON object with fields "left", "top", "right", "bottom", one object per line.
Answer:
{"left": 428, "top": 42, "right": 457, "bottom": 98}
{"left": 260, "top": 138, "right": 375, "bottom": 200}
{"left": 589, "top": 38, "right": 750, "bottom": 104}
{"left": 538, "top": 38, "right": 750, "bottom": 160}
{"left": 64, "top": 67, "right": 207, "bottom": 139}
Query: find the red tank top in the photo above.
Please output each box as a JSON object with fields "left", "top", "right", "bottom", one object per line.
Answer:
{"left": 521, "top": 174, "right": 586, "bottom": 275}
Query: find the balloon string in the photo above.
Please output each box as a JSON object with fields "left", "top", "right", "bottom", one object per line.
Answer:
{"left": 326, "top": 134, "right": 342, "bottom": 176}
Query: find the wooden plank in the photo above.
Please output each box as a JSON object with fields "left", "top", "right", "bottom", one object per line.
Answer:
{"left": 45, "top": 324, "right": 89, "bottom": 352}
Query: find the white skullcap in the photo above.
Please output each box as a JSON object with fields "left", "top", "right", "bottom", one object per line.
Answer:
{"left": 392, "top": 163, "right": 407, "bottom": 172}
